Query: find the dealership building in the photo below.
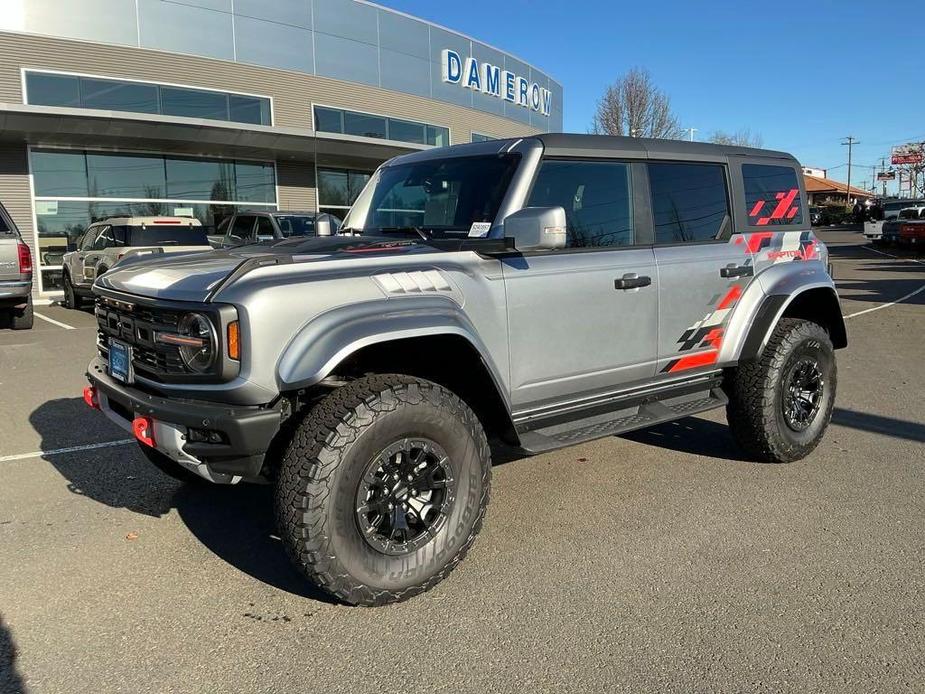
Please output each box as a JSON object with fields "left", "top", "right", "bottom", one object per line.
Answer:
{"left": 0, "top": 0, "right": 563, "bottom": 299}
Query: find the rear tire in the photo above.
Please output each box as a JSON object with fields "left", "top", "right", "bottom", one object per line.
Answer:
{"left": 137, "top": 443, "right": 206, "bottom": 484}
{"left": 726, "top": 318, "right": 836, "bottom": 463}
{"left": 10, "top": 298, "right": 33, "bottom": 330}
{"left": 275, "top": 374, "right": 491, "bottom": 606}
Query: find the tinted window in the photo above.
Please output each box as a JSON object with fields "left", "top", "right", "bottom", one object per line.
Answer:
{"left": 80, "top": 228, "right": 99, "bottom": 250}
{"left": 165, "top": 158, "right": 235, "bottom": 200}
{"left": 314, "top": 107, "right": 344, "bottom": 133}
{"left": 528, "top": 160, "right": 634, "bottom": 248}
{"left": 648, "top": 163, "right": 730, "bottom": 243}
{"left": 161, "top": 87, "right": 228, "bottom": 120}
{"left": 80, "top": 78, "right": 158, "bottom": 114}
{"left": 26, "top": 73, "right": 80, "bottom": 107}
{"left": 234, "top": 162, "right": 276, "bottom": 203}
{"left": 92, "top": 225, "right": 113, "bottom": 250}
{"left": 274, "top": 215, "right": 316, "bottom": 237}
{"left": 255, "top": 216, "right": 274, "bottom": 238}
{"left": 0, "top": 213, "right": 9, "bottom": 233}
{"left": 427, "top": 126, "right": 449, "bottom": 147}
{"left": 317, "top": 169, "right": 370, "bottom": 208}
{"left": 128, "top": 225, "right": 209, "bottom": 246}
{"left": 742, "top": 164, "right": 803, "bottom": 226}
{"left": 471, "top": 133, "right": 494, "bottom": 143}
{"left": 230, "top": 215, "right": 256, "bottom": 242}
{"left": 344, "top": 111, "right": 387, "bottom": 139}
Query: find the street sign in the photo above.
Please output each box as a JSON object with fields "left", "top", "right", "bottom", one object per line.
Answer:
{"left": 891, "top": 143, "right": 924, "bottom": 165}
{"left": 877, "top": 171, "right": 896, "bottom": 181}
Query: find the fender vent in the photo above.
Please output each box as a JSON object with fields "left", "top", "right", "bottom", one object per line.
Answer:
{"left": 373, "top": 270, "right": 452, "bottom": 295}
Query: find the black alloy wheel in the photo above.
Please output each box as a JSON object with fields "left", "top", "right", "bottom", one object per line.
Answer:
{"left": 355, "top": 438, "right": 456, "bottom": 556}
{"left": 782, "top": 357, "right": 824, "bottom": 431}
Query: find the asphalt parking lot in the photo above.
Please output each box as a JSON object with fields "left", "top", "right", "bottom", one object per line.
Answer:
{"left": 0, "top": 229, "right": 922, "bottom": 693}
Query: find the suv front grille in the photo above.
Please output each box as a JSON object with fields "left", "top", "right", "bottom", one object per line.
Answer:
{"left": 96, "top": 297, "right": 188, "bottom": 382}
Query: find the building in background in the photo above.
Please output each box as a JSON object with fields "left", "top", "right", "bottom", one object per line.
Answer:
{"left": 804, "top": 173, "right": 871, "bottom": 206}
{"left": 0, "top": 0, "right": 563, "bottom": 300}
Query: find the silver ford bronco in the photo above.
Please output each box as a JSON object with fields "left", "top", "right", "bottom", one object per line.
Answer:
{"left": 84, "top": 135, "right": 846, "bottom": 605}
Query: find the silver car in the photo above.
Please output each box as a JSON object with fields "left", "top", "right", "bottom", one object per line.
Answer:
{"left": 0, "top": 202, "right": 33, "bottom": 330}
{"left": 84, "top": 135, "right": 847, "bottom": 605}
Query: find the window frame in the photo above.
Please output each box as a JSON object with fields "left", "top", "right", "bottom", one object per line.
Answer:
{"left": 646, "top": 160, "right": 735, "bottom": 247}
{"left": 520, "top": 157, "right": 654, "bottom": 254}
{"left": 22, "top": 68, "right": 274, "bottom": 126}
{"left": 732, "top": 157, "right": 807, "bottom": 232}
{"left": 311, "top": 102, "right": 451, "bottom": 148}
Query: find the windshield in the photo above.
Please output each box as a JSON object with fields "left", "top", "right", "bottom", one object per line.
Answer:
{"left": 274, "top": 215, "right": 317, "bottom": 237}
{"left": 343, "top": 154, "right": 520, "bottom": 236}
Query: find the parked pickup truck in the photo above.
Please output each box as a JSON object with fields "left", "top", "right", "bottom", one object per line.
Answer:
{"left": 83, "top": 135, "right": 847, "bottom": 605}
{"left": 0, "top": 202, "right": 33, "bottom": 330}
{"left": 898, "top": 208, "right": 925, "bottom": 245}
{"left": 865, "top": 200, "right": 925, "bottom": 243}
{"left": 209, "top": 211, "right": 342, "bottom": 248}
{"left": 61, "top": 217, "right": 211, "bottom": 309}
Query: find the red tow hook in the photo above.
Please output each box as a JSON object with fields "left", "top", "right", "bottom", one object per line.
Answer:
{"left": 132, "top": 416, "right": 156, "bottom": 448}
{"left": 83, "top": 385, "right": 100, "bottom": 410}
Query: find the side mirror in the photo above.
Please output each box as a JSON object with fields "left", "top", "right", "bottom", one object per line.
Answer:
{"left": 503, "top": 207, "right": 567, "bottom": 251}
{"left": 66, "top": 242, "right": 78, "bottom": 252}
{"left": 315, "top": 213, "right": 338, "bottom": 237}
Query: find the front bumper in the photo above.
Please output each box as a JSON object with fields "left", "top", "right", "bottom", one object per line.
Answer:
{"left": 86, "top": 357, "right": 283, "bottom": 483}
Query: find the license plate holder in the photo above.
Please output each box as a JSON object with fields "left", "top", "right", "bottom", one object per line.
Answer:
{"left": 109, "top": 339, "right": 133, "bottom": 384}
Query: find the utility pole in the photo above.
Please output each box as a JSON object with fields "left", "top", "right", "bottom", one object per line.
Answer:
{"left": 841, "top": 136, "right": 859, "bottom": 206}
{"left": 683, "top": 127, "right": 697, "bottom": 142}
{"left": 879, "top": 157, "right": 888, "bottom": 198}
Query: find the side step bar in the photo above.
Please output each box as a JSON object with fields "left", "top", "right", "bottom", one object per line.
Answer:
{"left": 516, "top": 387, "right": 728, "bottom": 455}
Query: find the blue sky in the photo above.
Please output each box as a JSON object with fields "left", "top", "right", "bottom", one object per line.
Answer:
{"left": 380, "top": 0, "right": 924, "bottom": 193}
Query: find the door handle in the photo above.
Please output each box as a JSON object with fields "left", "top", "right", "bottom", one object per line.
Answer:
{"left": 614, "top": 273, "right": 652, "bottom": 290}
{"left": 720, "top": 264, "right": 754, "bottom": 278}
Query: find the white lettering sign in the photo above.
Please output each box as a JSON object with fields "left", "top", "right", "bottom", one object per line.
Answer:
{"left": 441, "top": 49, "right": 551, "bottom": 117}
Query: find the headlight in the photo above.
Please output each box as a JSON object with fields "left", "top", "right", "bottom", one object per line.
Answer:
{"left": 177, "top": 312, "right": 217, "bottom": 373}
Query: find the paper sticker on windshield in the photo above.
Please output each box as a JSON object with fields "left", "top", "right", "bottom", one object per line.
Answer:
{"left": 468, "top": 222, "right": 491, "bottom": 238}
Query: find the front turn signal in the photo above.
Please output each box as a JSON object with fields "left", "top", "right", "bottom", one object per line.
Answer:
{"left": 227, "top": 320, "right": 240, "bottom": 361}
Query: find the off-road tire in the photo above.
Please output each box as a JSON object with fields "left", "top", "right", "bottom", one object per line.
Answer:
{"left": 10, "top": 298, "right": 33, "bottom": 330}
{"left": 726, "top": 318, "right": 836, "bottom": 463}
{"left": 137, "top": 442, "right": 206, "bottom": 484}
{"left": 275, "top": 374, "right": 491, "bottom": 606}
{"left": 62, "top": 273, "right": 79, "bottom": 310}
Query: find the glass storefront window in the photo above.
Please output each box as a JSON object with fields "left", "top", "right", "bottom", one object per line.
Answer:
{"left": 86, "top": 153, "right": 165, "bottom": 199}
{"left": 25, "top": 72, "right": 272, "bottom": 126}
{"left": 160, "top": 86, "right": 229, "bottom": 121}
{"left": 389, "top": 119, "right": 426, "bottom": 145}
{"left": 165, "top": 158, "right": 235, "bottom": 201}
{"left": 25, "top": 73, "right": 80, "bottom": 108}
{"left": 318, "top": 168, "right": 371, "bottom": 213}
{"left": 344, "top": 111, "right": 387, "bottom": 139}
{"left": 313, "top": 106, "right": 450, "bottom": 147}
{"left": 31, "top": 150, "right": 89, "bottom": 197}
{"left": 234, "top": 162, "right": 276, "bottom": 203}
{"left": 80, "top": 78, "right": 159, "bottom": 114}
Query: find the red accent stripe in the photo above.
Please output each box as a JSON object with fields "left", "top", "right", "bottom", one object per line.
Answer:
{"left": 745, "top": 232, "right": 774, "bottom": 252}
{"left": 748, "top": 200, "right": 765, "bottom": 217}
{"left": 703, "top": 328, "right": 723, "bottom": 349}
{"left": 668, "top": 351, "right": 719, "bottom": 373}
{"left": 768, "top": 189, "right": 799, "bottom": 221}
{"left": 786, "top": 207, "right": 798, "bottom": 219}
{"left": 717, "top": 285, "right": 742, "bottom": 310}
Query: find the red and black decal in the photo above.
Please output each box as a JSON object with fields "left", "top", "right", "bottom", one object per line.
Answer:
{"left": 748, "top": 189, "right": 800, "bottom": 226}
{"left": 661, "top": 284, "right": 743, "bottom": 373}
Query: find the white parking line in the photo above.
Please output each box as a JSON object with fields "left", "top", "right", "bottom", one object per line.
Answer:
{"left": 0, "top": 438, "right": 133, "bottom": 463}
{"left": 841, "top": 246, "right": 925, "bottom": 319}
{"left": 34, "top": 312, "right": 76, "bottom": 330}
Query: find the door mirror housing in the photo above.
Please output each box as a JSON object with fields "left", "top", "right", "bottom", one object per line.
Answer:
{"left": 66, "top": 242, "right": 78, "bottom": 253}
{"left": 315, "top": 213, "right": 338, "bottom": 237}
{"left": 503, "top": 207, "right": 567, "bottom": 251}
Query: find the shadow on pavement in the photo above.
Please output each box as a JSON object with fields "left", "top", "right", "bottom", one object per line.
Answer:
{"left": 832, "top": 408, "right": 925, "bottom": 444}
{"left": 29, "top": 398, "right": 339, "bottom": 604}
{"left": 0, "top": 615, "right": 26, "bottom": 694}
{"left": 622, "top": 416, "right": 753, "bottom": 463}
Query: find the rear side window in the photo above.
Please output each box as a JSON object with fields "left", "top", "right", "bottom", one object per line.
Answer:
{"left": 128, "top": 225, "right": 209, "bottom": 246}
{"left": 648, "top": 163, "right": 730, "bottom": 243}
{"left": 527, "top": 160, "right": 634, "bottom": 248}
{"left": 0, "top": 212, "right": 9, "bottom": 233}
{"left": 742, "top": 164, "right": 803, "bottom": 226}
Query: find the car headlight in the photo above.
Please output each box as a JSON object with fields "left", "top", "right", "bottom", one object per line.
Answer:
{"left": 177, "top": 312, "right": 217, "bottom": 373}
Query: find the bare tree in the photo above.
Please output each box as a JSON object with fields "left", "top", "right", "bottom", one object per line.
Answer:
{"left": 591, "top": 68, "right": 683, "bottom": 139}
{"left": 708, "top": 129, "right": 764, "bottom": 148}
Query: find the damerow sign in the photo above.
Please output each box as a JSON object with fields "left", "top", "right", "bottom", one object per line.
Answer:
{"left": 441, "top": 49, "right": 552, "bottom": 117}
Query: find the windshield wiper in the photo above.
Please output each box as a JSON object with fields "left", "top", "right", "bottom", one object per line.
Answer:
{"left": 375, "top": 226, "right": 430, "bottom": 241}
